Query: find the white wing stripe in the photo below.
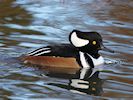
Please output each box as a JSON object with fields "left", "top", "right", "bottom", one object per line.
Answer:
{"left": 28, "top": 48, "right": 50, "bottom": 55}
{"left": 34, "top": 50, "right": 51, "bottom": 56}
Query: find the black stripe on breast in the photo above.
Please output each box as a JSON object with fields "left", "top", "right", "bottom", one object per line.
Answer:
{"left": 84, "top": 53, "right": 94, "bottom": 68}
{"left": 76, "top": 52, "right": 95, "bottom": 68}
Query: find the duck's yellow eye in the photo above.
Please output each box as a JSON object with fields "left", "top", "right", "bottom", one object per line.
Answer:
{"left": 92, "top": 41, "right": 96, "bottom": 45}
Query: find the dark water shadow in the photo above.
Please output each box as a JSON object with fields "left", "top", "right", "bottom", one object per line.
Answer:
{"left": 30, "top": 65, "right": 104, "bottom": 96}
{"left": 47, "top": 68, "right": 104, "bottom": 96}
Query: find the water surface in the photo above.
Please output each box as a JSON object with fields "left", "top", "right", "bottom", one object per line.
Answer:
{"left": 0, "top": 0, "right": 133, "bottom": 99}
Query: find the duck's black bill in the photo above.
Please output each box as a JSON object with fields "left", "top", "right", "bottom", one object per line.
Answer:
{"left": 101, "top": 44, "right": 114, "bottom": 53}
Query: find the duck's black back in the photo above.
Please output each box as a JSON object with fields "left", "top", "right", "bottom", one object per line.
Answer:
{"left": 30, "top": 44, "right": 79, "bottom": 58}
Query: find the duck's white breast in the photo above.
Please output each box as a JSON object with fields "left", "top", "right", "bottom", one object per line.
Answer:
{"left": 87, "top": 54, "right": 104, "bottom": 66}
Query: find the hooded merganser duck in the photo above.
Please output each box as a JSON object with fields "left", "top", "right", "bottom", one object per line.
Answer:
{"left": 21, "top": 30, "right": 114, "bottom": 69}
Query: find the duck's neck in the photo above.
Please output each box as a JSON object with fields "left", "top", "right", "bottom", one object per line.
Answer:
{"left": 86, "top": 50, "right": 100, "bottom": 59}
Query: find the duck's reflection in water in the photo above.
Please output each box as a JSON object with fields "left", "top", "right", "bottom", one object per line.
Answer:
{"left": 46, "top": 68, "right": 104, "bottom": 96}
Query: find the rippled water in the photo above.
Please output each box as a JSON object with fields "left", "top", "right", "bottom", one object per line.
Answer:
{"left": 0, "top": 0, "right": 133, "bottom": 99}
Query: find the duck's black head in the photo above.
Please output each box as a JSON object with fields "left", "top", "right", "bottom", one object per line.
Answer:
{"left": 69, "top": 30, "right": 114, "bottom": 57}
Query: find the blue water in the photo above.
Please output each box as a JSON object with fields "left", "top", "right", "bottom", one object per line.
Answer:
{"left": 0, "top": 0, "right": 132, "bottom": 99}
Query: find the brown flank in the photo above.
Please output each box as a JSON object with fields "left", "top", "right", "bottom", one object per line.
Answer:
{"left": 21, "top": 56, "right": 80, "bottom": 68}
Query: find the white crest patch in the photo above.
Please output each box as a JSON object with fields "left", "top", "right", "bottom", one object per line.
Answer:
{"left": 71, "top": 32, "right": 89, "bottom": 47}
